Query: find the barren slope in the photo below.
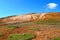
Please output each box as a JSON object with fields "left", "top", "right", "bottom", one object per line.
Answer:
{"left": 0, "top": 12, "right": 60, "bottom": 40}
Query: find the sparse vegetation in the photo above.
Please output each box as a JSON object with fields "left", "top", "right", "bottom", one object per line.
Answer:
{"left": 7, "top": 26, "right": 17, "bottom": 30}
{"left": 0, "top": 13, "right": 60, "bottom": 40}
{"left": 0, "top": 32, "right": 4, "bottom": 36}
{"left": 29, "top": 27, "right": 40, "bottom": 31}
{"left": 53, "top": 37, "right": 60, "bottom": 40}
{"left": 20, "top": 22, "right": 35, "bottom": 26}
{"left": 35, "top": 20, "right": 60, "bottom": 25}
{"left": 8, "top": 33, "right": 35, "bottom": 40}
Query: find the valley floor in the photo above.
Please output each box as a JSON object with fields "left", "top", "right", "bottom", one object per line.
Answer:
{"left": 0, "top": 24, "right": 60, "bottom": 40}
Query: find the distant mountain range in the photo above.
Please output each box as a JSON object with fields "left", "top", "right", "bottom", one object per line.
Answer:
{"left": 0, "top": 12, "right": 60, "bottom": 25}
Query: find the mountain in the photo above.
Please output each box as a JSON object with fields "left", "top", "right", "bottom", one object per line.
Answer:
{"left": 0, "top": 12, "right": 60, "bottom": 40}
{"left": 40, "top": 12, "right": 60, "bottom": 20}
{"left": 0, "top": 12, "right": 60, "bottom": 25}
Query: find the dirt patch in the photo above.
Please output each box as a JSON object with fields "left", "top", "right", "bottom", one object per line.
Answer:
{"left": 0, "top": 24, "right": 60, "bottom": 40}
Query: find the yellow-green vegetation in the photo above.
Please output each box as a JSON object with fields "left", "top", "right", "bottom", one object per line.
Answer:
{"left": 53, "top": 37, "right": 60, "bottom": 40}
{"left": 29, "top": 27, "right": 40, "bottom": 31}
{"left": 10, "top": 22, "right": 34, "bottom": 27}
{"left": 7, "top": 26, "right": 17, "bottom": 30}
{"left": 0, "top": 32, "right": 4, "bottom": 36}
{"left": 35, "top": 20, "right": 60, "bottom": 25}
{"left": 8, "top": 33, "right": 35, "bottom": 40}
{"left": 20, "top": 22, "right": 34, "bottom": 26}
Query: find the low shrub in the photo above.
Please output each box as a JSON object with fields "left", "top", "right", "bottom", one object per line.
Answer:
{"left": 53, "top": 37, "right": 60, "bottom": 40}
{"left": 7, "top": 26, "right": 17, "bottom": 30}
{"left": 29, "top": 27, "right": 40, "bottom": 31}
{"left": 0, "top": 32, "right": 4, "bottom": 36}
{"left": 8, "top": 33, "right": 35, "bottom": 40}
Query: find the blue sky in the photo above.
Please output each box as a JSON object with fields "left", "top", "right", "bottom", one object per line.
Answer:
{"left": 0, "top": 0, "right": 60, "bottom": 18}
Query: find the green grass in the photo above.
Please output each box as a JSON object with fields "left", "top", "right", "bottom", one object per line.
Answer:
{"left": 9, "top": 22, "right": 34, "bottom": 27}
{"left": 53, "top": 37, "right": 60, "bottom": 40}
{"left": 8, "top": 33, "right": 35, "bottom": 40}
{"left": 20, "top": 22, "right": 34, "bottom": 26}
{"left": 35, "top": 20, "right": 60, "bottom": 25}
{"left": 7, "top": 26, "right": 17, "bottom": 30}
{"left": 29, "top": 27, "right": 40, "bottom": 31}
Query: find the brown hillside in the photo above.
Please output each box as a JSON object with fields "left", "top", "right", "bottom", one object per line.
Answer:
{"left": 0, "top": 12, "right": 60, "bottom": 25}
{"left": 0, "top": 12, "right": 60, "bottom": 40}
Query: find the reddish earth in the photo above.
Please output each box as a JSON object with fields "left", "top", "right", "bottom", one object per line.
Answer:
{"left": 0, "top": 12, "right": 60, "bottom": 25}
{"left": 0, "top": 12, "right": 60, "bottom": 40}
{"left": 0, "top": 24, "right": 60, "bottom": 40}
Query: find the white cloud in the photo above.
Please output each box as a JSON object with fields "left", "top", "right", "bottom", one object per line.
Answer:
{"left": 47, "top": 3, "right": 58, "bottom": 9}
